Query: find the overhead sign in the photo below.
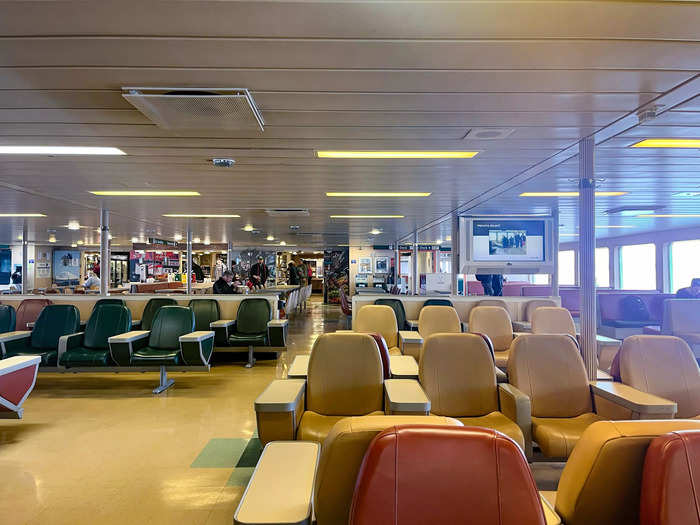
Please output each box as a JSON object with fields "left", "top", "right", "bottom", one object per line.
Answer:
{"left": 398, "top": 244, "right": 413, "bottom": 251}
{"left": 148, "top": 237, "right": 179, "bottom": 247}
{"left": 372, "top": 244, "right": 392, "bottom": 250}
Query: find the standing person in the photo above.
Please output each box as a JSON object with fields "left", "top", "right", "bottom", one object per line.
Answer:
{"left": 306, "top": 262, "right": 313, "bottom": 286}
{"left": 475, "top": 274, "right": 494, "bottom": 296}
{"left": 491, "top": 274, "right": 504, "bottom": 296}
{"left": 250, "top": 256, "right": 269, "bottom": 289}
{"left": 11, "top": 266, "right": 21, "bottom": 285}
{"left": 287, "top": 260, "right": 299, "bottom": 285}
{"left": 213, "top": 270, "right": 236, "bottom": 294}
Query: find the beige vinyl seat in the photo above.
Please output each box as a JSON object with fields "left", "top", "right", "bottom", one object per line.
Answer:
{"left": 468, "top": 305, "right": 517, "bottom": 367}
{"left": 541, "top": 420, "right": 700, "bottom": 525}
{"left": 419, "top": 333, "right": 530, "bottom": 452}
{"left": 354, "top": 305, "right": 401, "bottom": 356}
{"left": 531, "top": 307, "right": 577, "bottom": 337}
{"left": 417, "top": 305, "right": 462, "bottom": 339}
{"left": 615, "top": 335, "right": 700, "bottom": 419}
{"left": 512, "top": 299, "right": 559, "bottom": 332}
{"left": 663, "top": 299, "right": 700, "bottom": 357}
{"left": 478, "top": 299, "right": 508, "bottom": 309}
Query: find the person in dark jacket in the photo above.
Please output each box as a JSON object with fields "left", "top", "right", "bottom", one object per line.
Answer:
{"left": 677, "top": 278, "right": 700, "bottom": 298}
{"left": 287, "top": 260, "right": 299, "bottom": 285}
{"left": 250, "top": 256, "right": 269, "bottom": 289}
{"left": 213, "top": 270, "right": 235, "bottom": 294}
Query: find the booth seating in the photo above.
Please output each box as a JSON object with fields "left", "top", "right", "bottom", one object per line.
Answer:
{"left": 468, "top": 306, "right": 519, "bottom": 367}
{"left": 188, "top": 298, "right": 220, "bottom": 332}
{"left": 611, "top": 335, "right": 700, "bottom": 419}
{"left": 211, "top": 297, "right": 287, "bottom": 368}
{"left": 254, "top": 332, "right": 431, "bottom": 445}
{"left": 354, "top": 305, "right": 401, "bottom": 356}
{"left": 15, "top": 298, "right": 52, "bottom": 330}
{"left": 0, "top": 305, "right": 16, "bottom": 334}
{"left": 138, "top": 297, "right": 177, "bottom": 330}
{"left": 508, "top": 334, "right": 677, "bottom": 458}
{"left": 108, "top": 305, "right": 214, "bottom": 393}
{"left": 419, "top": 333, "right": 529, "bottom": 451}
{"left": 59, "top": 304, "right": 132, "bottom": 368}
{"left": 657, "top": 299, "right": 700, "bottom": 357}
{"left": 0, "top": 304, "right": 80, "bottom": 365}
{"left": 597, "top": 293, "right": 674, "bottom": 338}
{"left": 512, "top": 299, "right": 559, "bottom": 332}
{"left": 502, "top": 281, "right": 532, "bottom": 297}
{"left": 0, "top": 355, "right": 41, "bottom": 419}
{"left": 541, "top": 420, "right": 700, "bottom": 525}
{"left": 374, "top": 298, "right": 409, "bottom": 331}
{"left": 640, "top": 430, "right": 700, "bottom": 525}
{"left": 467, "top": 280, "right": 484, "bottom": 295}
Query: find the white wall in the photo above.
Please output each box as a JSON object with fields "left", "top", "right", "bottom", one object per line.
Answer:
{"left": 349, "top": 246, "right": 395, "bottom": 295}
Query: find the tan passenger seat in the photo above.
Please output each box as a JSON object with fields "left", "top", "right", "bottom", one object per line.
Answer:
{"left": 354, "top": 304, "right": 401, "bottom": 355}
{"left": 468, "top": 305, "right": 515, "bottom": 367}
{"left": 419, "top": 333, "right": 529, "bottom": 450}
{"left": 531, "top": 306, "right": 577, "bottom": 337}
{"left": 417, "top": 305, "right": 462, "bottom": 339}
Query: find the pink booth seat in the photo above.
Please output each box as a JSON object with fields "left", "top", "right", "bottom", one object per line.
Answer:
{"left": 521, "top": 286, "right": 581, "bottom": 317}
{"left": 467, "top": 281, "right": 484, "bottom": 295}
{"left": 0, "top": 355, "right": 41, "bottom": 419}
{"left": 501, "top": 282, "right": 530, "bottom": 297}
{"left": 597, "top": 292, "right": 675, "bottom": 338}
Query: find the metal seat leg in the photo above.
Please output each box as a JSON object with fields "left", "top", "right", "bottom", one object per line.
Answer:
{"left": 245, "top": 345, "right": 256, "bottom": 368}
{"left": 153, "top": 365, "right": 175, "bottom": 394}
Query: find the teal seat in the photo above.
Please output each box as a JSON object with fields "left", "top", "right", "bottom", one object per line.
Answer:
{"left": 131, "top": 306, "right": 195, "bottom": 366}
{"left": 229, "top": 298, "right": 271, "bottom": 368}
{"left": 0, "top": 305, "right": 16, "bottom": 334}
{"left": 140, "top": 298, "right": 177, "bottom": 330}
{"left": 5, "top": 304, "right": 80, "bottom": 365}
{"left": 375, "top": 298, "right": 409, "bottom": 331}
{"left": 188, "top": 299, "right": 220, "bottom": 332}
{"left": 93, "top": 298, "right": 126, "bottom": 311}
{"left": 59, "top": 305, "right": 132, "bottom": 368}
{"left": 424, "top": 298, "right": 453, "bottom": 307}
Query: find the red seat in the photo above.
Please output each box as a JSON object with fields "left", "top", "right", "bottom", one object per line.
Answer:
{"left": 349, "top": 425, "right": 546, "bottom": 525}
{"left": 367, "top": 332, "right": 391, "bottom": 379}
{"left": 641, "top": 430, "right": 700, "bottom": 525}
{"left": 16, "top": 298, "right": 53, "bottom": 330}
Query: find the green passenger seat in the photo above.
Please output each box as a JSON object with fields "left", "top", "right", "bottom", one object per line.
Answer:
{"left": 423, "top": 298, "right": 453, "bottom": 307}
{"left": 131, "top": 306, "right": 195, "bottom": 366}
{"left": 189, "top": 299, "right": 220, "bottom": 332}
{"left": 140, "top": 298, "right": 177, "bottom": 330}
{"left": 59, "top": 305, "right": 132, "bottom": 368}
{"left": 0, "top": 305, "right": 16, "bottom": 334}
{"left": 93, "top": 298, "right": 126, "bottom": 311}
{"left": 375, "top": 298, "right": 409, "bottom": 331}
{"left": 5, "top": 304, "right": 80, "bottom": 365}
{"left": 228, "top": 298, "right": 271, "bottom": 347}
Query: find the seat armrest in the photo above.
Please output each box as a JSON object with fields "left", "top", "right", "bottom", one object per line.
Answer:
{"left": 596, "top": 369, "right": 613, "bottom": 381}
{"left": 0, "top": 331, "right": 31, "bottom": 358}
{"left": 26, "top": 322, "right": 35, "bottom": 329}
{"left": 179, "top": 331, "right": 215, "bottom": 366}
{"left": 495, "top": 367, "right": 508, "bottom": 383}
{"left": 512, "top": 321, "right": 531, "bottom": 333}
{"left": 406, "top": 319, "right": 419, "bottom": 331}
{"left": 108, "top": 330, "right": 150, "bottom": 366}
{"left": 234, "top": 441, "right": 320, "bottom": 525}
{"left": 287, "top": 354, "right": 309, "bottom": 379}
{"left": 267, "top": 319, "right": 288, "bottom": 347}
{"left": 399, "top": 330, "right": 423, "bottom": 360}
{"left": 539, "top": 492, "right": 562, "bottom": 525}
{"left": 255, "top": 379, "right": 306, "bottom": 445}
{"left": 131, "top": 319, "right": 141, "bottom": 328}
{"left": 389, "top": 355, "right": 419, "bottom": 379}
{"left": 211, "top": 319, "right": 235, "bottom": 346}
{"left": 384, "top": 379, "right": 430, "bottom": 415}
{"left": 58, "top": 332, "right": 85, "bottom": 364}
{"left": 498, "top": 383, "right": 532, "bottom": 458}
{"left": 513, "top": 332, "right": 530, "bottom": 338}
{"left": 590, "top": 381, "right": 677, "bottom": 419}
{"left": 461, "top": 321, "right": 469, "bottom": 333}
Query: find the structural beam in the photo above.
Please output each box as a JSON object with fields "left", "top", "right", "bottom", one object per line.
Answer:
{"left": 227, "top": 240, "right": 234, "bottom": 274}
{"left": 99, "top": 208, "right": 109, "bottom": 296}
{"left": 186, "top": 225, "right": 193, "bottom": 295}
{"left": 551, "top": 208, "right": 560, "bottom": 298}
{"left": 21, "top": 220, "right": 28, "bottom": 294}
{"left": 578, "top": 138, "right": 597, "bottom": 381}
{"left": 451, "top": 214, "right": 460, "bottom": 295}
{"left": 412, "top": 232, "right": 418, "bottom": 295}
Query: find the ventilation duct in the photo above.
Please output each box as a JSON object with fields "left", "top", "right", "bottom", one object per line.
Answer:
{"left": 122, "top": 87, "right": 264, "bottom": 131}
{"left": 265, "top": 209, "right": 310, "bottom": 217}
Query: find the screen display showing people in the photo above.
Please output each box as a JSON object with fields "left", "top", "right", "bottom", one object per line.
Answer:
{"left": 472, "top": 220, "right": 545, "bottom": 262}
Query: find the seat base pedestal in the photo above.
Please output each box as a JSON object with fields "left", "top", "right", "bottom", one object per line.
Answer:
{"left": 153, "top": 366, "right": 174, "bottom": 394}
{"left": 245, "top": 345, "right": 256, "bottom": 368}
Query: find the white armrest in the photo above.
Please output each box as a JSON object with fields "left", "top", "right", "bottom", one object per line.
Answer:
{"left": 210, "top": 319, "right": 235, "bottom": 328}
{"left": 591, "top": 381, "right": 677, "bottom": 416}
{"left": 596, "top": 369, "right": 613, "bottom": 381}
{"left": 179, "top": 331, "right": 214, "bottom": 343}
{"left": 0, "top": 355, "right": 41, "bottom": 375}
{"left": 131, "top": 319, "right": 141, "bottom": 327}
{"left": 287, "top": 355, "right": 310, "bottom": 379}
{"left": 268, "top": 319, "right": 288, "bottom": 328}
{"left": 0, "top": 331, "right": 31, "bottom": 343}
{"left": 234, "top": 441, "right": 320, "bottom": 525}
{"left": 399, "top": 331, "right": 423, "bottom": 344}
{"left": 26, "top": 322, "right": 35, "bottom": 329}
{"left": 389, "top": 355, "right": 419, "bottom": 379}
{"left": 255, "top": 379, "right": 306, "bottom": 413}
{"left": 406, "top": 319, "right": 419, "bottom": 329}
{"left": 384, "top": 379, "right": 430, "bottom": 414}
{"left": 108, "top": 330, "right": 150, "bottom": 343}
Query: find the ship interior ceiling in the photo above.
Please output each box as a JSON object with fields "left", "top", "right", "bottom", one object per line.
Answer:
{"left": 3, "top": 1, "right": 700, "bottom": 524}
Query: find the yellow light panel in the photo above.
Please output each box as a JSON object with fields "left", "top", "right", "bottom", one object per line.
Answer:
{"left": 0, "top": 213, "right": 46, "bottom": 217}
{"left": 636, "top": 214, "right": 700, "bottom": 218}
{"left": 91, "top": 191, "right": 200, "bottom": 196}
{"left": 317, "top": 151, "right": 478, "bottom": 159}
{"left": 326, "top": 192, "right": 431, "bottom": 197}
{"left": 330, "top": 215, "right": 404, "bottom": 219}
{"left": 163, "top": 214, "right": 240, "bottom": 218}
{"left": 631, "top": 139, "right": 700, "bottom": 148}
{"left": 519, "top": 192, "right": 627, "bottom": 197}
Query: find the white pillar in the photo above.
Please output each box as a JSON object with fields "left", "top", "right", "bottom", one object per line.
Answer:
{"left": 578, "top": 137, "right": 597, "bottom": 380}
{"left": 99, "top": 208, "right": 110, "bottom": 296}
{"left": 21, "top": 220, "right": 28, "bottom": 294}
{"left": 412, "top": 232, "right": 418, "bottom": 295}
{"left": 394, "top": 246, "right": 400, "bottom": 291}
{"left": 451, "top": 214, "right": 460, "bottom": 295}
{"left": 186, "top": 226, "right": 193, "bottom": 295}
{"left": 227, "top": 240, "right": 234, "bottom": 273}
{"left": 551, "top": 208, "right": 560, "bottom": 298}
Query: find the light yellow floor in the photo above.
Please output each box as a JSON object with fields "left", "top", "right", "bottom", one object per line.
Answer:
{"left": 0, "top": 296, "right": 338, "bottom": 525}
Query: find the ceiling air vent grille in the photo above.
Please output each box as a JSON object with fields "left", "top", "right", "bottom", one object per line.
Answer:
{"left": 265, "top": 209, "right": 310, "bottom": 217}
{"left": 464, "top": 128, "right": 516, "bottom": 140}
{"left": 122, "top": 87, "right": 264, "bottom": 131}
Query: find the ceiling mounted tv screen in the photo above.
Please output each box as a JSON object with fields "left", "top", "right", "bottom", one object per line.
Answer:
{"left": 472, "top": 220, "right": 545, "bottom": 262}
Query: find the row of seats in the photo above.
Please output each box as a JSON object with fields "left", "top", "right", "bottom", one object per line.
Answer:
{"left": 282, "top": 284, "right": 312, "bottom": 316}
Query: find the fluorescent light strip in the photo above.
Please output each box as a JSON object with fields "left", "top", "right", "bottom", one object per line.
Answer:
{"left": 330, "top": 215, "right": 404, "bottom": 219}
{"left": 91, "top": 191, "right": 200, "bottom": 196}
{"left": 326, "top": 192, "right": 431, "bottom": 197}
{"left": 520, "top": 192, "right": 627, "bottom": 197}
{"left": 0, "top": 213, "right": 46, "bottom": 217}
{"left": 163, "top": 214, "right": 240, "bottom": 218}
{"left": 631, "top": 139, "right": 700, "bottom": 149}
{"left": 475, "top": 213, "right": 550, "bottom": 217}
{"left": 0, "top": 146, "right": 125, "bottom": 155}
{"left": 317, "top": 151, "right": 478, "bottom": 159}
{"left": 636, "top": 214, "right": 700, "bottom": 218}
{"left": 560, "top": 234, "right": 579, "bottom": 237}
{"left": 595, "top": 225, "right": 634, "bottom": 229}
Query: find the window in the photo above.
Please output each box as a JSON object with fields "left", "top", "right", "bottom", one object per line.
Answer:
{"left": 620, "top": 243, "right": 656, "bottom": 290}
{"left": 595, "top": 247, "right": 610, "bottom": 287}
{"left": 670, "top": 239, "right": 700, "bottom": 293}
{"left": 558, "top": 250, "right": 576, "bottom": 286}
{"left": 529, "top": 274, "right": 549, "bottom": 285}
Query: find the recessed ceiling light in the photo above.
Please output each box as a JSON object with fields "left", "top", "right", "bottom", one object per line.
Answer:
{"left": 0, "top": 146, "right": 126, "bottom": 155}
{"left": 330, "top": 215, "right": 404, "bottom": 219}
{"left": 317, "top": 151, "right": 478, "bottom": 159}
{"left": 91, "top": 191, "right": 200, "bottom": 196}
{"left": 203, "top": 239, "right": 211, "bottom": 245}
{"left": 76, "top": 240, "right": 84, "bottom": 245}
{"left": 519, "top": 192, "right": 627, "bottom": 197}
{"left": 0, "top": 213, "right": 47, "bottom": 217}
{"left": 445, "top": 235, "right": 452, "bottom": 242}
{"left": 326, "top": 192, "right": 431, "bottom": 197}
{"left": 131, "top": 237, "right": 139, "bottom": 243}
{"left": 631, "top": 139, "right": 700, "bottom": 148}
{"left": 280, "top": 241, "right": 287, "bottom": 246}
{"left": 71, "top": 243, "right": 77, "bottom": 247}
{"left": 193, "top": 237, "right": 201, "bottom": 243}
{"left": 370, "top": 229, "right": 382, "bottom": 235}
{"left": 17, "top": 235, "right": 22, "bottom": 241}
{"left": 243, "top": 224, "right": 254, "bottom": 232}
{"left": 636, "top": 214, "right": 700, "bottom": 218}
{"left": 173, "top": 233, "right": 183, "bottom": 241}
{"left": 48, "top": 235, "right": 56, "bottom": 243}
{"left": 163, "top": 214, "right": 240, "bottom": 218}
{"left": 435, "top": 239, "right": 443, "bottom": 244}
{"left": 266, "top": 234, "right": 275, "bottom": 241}
{"left": 67, "top": 221, "right": 81, "bottom": 230}
{"left": 673, "top": 192, "right": 700, "bottom": 198}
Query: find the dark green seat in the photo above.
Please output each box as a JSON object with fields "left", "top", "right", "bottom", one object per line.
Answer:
{"left": 59, "top": 305, "right": 132, "bottom": 368}
{"left": 131, "top": 306, "right": 195, "bottom": 366}
{"left": 94, "top": 298, "right": 126, "bottom": 311}
{"left": 140, "top": 298, "right": 177, "bottom": 331}
{"left": 375, "top": 298, "right": 409, "bottom": 331}
{"left": 0, "top": 305, "right": 16, "bottom": 334}
{"left": 228, "top": 299, "right": 271, "bottom": 347}
{"left": 423, "top": 298, "right": 453, "bottom": 307}
{"left": 5, "top": 304, "right": 80, "bottom": 365}
{"left": 189, "top": 299, "right": 220, "bottom": 332}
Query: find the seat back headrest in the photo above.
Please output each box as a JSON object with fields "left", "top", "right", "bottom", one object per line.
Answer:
{"left": 531, "top": 306, "right": 577, "bottom": 337}
{"left": 468, "top": 306, "right": 513, "bottom": 351}
{"left": 84, "top": 304, "right": 132, "bottom": 350}
{"left": 141, "top": 298, "right": 178, "bottom": 331}
{"left": 148, "top": 306, "right": 194, "bottom": 350}
{"left": 236, "top": 298, "right": 271, "bottom": 334}
{"left": 349, "top": 425, "right": 545, "bottom": 525}
{"left": 525, "top": 299, "right": 558, "bottom": 321}
{"left": 16, "top": 298, "right": 53, "bottom": 330}
{"left": 188, "top": 298, "right": 221, "bottom": 332}
{"left": 31, "top": 304, "right": 80, "bottom": 350}
{"left": 423, "top": 298, "right": 453, "bottom": 307}
{"left": 355, "top": 305, "right": 398, "bottom": 349}
{"left": 666, "top": 299, "right": 700, "bottom": 333}
{"left": 478, "top": 299, "right": 508, "bottom": 310}
{"left": 374, "top": 298, "right": 407, "bottom": 330}
{"left": 0, "top": 304, "right": 16, "bottom": 333}
{"left": 417, "top": 306, "right": 461, "bottom": 338}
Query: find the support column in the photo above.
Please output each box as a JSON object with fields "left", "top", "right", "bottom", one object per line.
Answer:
{"left": 227, "top": 240, "right": 234, "bottom": 274}
{"left": 451, "top": 214, "right": 460, "bottom": 295}
{"left": 394, "top": 245, "right": 400, "bottom": 292}
{"left": 186, "top": 225, "right": 193, "bottom": 295}
{"left": 99, "top": 208, "right": 109, "bottom": 296}
{"left": 412, "top": 232, "right": 418, "bottom": 295}
{"left": 578, "top": 137, "right": 597, "bottom": 380}
{"left": 551, "top": 208, "right": 560, "bottom": 298}
{"left": 21, "top": 221, "right": 28, "bottom": 294}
